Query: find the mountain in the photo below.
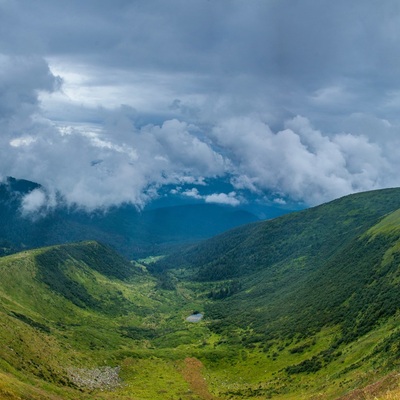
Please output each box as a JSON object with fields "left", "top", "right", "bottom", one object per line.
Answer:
{"left": 158, "top": 187, "right": 400, "bottom": 279}
{"left": 157, "top": 188, "right": 400, "bottom": 341}
{"left": 146, "top": 177, "right": 304, "bottom": 219}
{"left": 2, "top": 188, "right": 400, "bottom": 398}
{"left": 154, "top": 187, "right": 400, "bottom": 397}
{"left": 0, "top": 177, "right": 259, "bottom": 258}
{"left": 0, "top": 241, "right": 217, "bottom": 399}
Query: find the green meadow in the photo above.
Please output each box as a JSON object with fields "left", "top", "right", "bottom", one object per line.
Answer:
{"left": 3, "top": 189, "right": 400, "bottom": 398}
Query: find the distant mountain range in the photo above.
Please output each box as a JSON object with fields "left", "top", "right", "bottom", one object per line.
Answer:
{"left": 2, "top": 184, "right": 400, "bottom": 398}
{"left": 0, "top": 177, "right": 263, "bottom": 258}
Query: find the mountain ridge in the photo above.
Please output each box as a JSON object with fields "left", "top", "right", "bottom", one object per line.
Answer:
{"left": 156, "top": 188, "right": 400, "bottom": 338}
{"left": 157, "top": 187, "right": 400, "bottom": 279}
{"left": 2, "top": 188, "right": 400, "bottom": 398}
{"left": 0, "top": 177, "right": 260, "bottom": 258}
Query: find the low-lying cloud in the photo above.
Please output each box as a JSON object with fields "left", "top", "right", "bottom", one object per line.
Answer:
{"left": 20, "top": 188, "right": 57, "bottom": 218}
{"left": 181, "top": 188, "right": 241, "bottom": 206}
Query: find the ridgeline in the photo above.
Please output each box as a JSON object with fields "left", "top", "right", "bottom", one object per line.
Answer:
{"left": 2, "top": 188, "right": 400, "bottom": 398}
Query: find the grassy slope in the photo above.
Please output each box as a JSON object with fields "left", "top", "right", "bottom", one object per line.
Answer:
{"left": 157, "top": 189, "right": 400, "bottom": 339}
{"left": 3, "top": 189, "right": 400, "bottom": 398}
{"left": 157, "top": 188, "right": 400, "bottom": 398}
{"left": 159, "top": 188, "right": 400, "bottom": 278}
{"left": 0, "top": 242, "right": 217, "bottom": 399}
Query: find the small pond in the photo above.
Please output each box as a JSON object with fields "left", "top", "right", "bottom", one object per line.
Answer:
{"left": 186, "top": 313, "right": 203, "bottom": 323}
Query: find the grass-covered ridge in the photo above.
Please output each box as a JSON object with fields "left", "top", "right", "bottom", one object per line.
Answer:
{"left": 153, "top": 189, "right": 400, "bottom": 344}
{"left": 155, "top": 187, "right": 400, "bottom": 397}
{"left": 0, "top": 242, "right": 216, "bottom": 399}
{"left": 3, "top": 189, "right": 400, "bottom": 398}
{"left": 158, "top": 188, "right": 400, "bottom": 279}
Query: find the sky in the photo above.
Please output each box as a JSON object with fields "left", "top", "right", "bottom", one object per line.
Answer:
{"left": 1, "top": 0, "right": 400, "bottom": 212}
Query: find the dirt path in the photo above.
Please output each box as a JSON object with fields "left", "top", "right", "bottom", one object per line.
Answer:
{"left": 181, "top": 357, "right": 216, "bottom": 400}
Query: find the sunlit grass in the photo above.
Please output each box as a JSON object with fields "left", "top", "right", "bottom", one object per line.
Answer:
{"left": 1, "top": 233, "right": 400, "bottom": 398}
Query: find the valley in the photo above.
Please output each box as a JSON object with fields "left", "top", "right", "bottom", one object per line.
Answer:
{"left": 2, "top": 188, "right": 400, "bottom": 398}
{"left": 2, "top": 1, "right": 398, "bottom": 398}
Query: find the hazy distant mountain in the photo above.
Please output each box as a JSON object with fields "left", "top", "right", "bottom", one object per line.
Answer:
{"left": 0, "top": 177, "right": 260, "bottom": 258}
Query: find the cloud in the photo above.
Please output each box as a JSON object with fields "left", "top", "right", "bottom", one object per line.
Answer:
{"left": 205, "top": 192, "right": 241, "bottom": 207}
{"left": 181, "top": 188, "right": 242, "bottom": 207}
{"left": 210, "top": 115, "right": 394, "bottom": 205}
{"left": 2, "top": 1, "right": 400, "bottom": 210}
{"left": 1, "top": 59, "right": 399, "bottom": 210}
{"left": 148, "top": 119, "right": 226, "bottom": 176}
{"left": 0, "top": 77, "right": 227, "bottom": 209}
{"left": 0, "top": 54, "right": 60, "bottom": 125}
{"left": 21, "top": 189, "right": 46, "bottom": 214}
{"left": 273, "top": 198, "right": 286, "bottom": 205}
{"left": 182, "top": 188, "right": 202, "bottom": 199}
{"left": 20, "top": 188, "right": 57, "bottom": 218}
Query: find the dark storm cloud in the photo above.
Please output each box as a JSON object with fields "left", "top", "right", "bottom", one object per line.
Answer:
{"left": 1, "top": 0, "right": 400, "bottom": 209}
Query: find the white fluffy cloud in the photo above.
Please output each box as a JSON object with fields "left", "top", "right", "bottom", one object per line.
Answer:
{"left": 20, "top": 188, "right": 57, "bottom": 218}
{"left": 181, "top": 188, "right": 241, "bottom": 206}
{"left": 1, "top": 55, "right": 399, "bottom": 210}
{"left": 211, "top": 115, "right": 394, "bottom": 205}
{"left": 205, "top": 192, "right": 241, "bottom": 207}
{"left": 0, "top": 64, "right": 227, "bottom": 209}
{"left": 182, "top": 188, "right": 202, "bottom": 199}
{"left": 2, "top": 2, "right": 400, "bottom": 209}
{"left": 21, "top": 189, "right": 47, "bottom": 214}
{"left": 1, "top": 57, "right": 400, "bottom": 210}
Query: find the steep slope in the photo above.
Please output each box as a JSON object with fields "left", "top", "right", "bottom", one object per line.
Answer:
{"left": 158, "top": 188, "right": 400, "bottom": 337}
{"left": 159, "top": 188, "right": 400, "bottom": 280}
{"left": 0, "top": 177, "right": 259, "bottom": 258}
{"left": 4, "top": 189, "right": 400, "bottom": 399}
{"left": 153, "top": 188, "right": 400, "bottom": 397}
{"left": 203, "top": 206, "right": 400, "bottom": 341}
{"left": 0, "top": 241, "right": 217, "bottom": 399}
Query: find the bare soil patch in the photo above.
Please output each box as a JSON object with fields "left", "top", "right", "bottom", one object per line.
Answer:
{"left": 181, "top": 357, "right": 216, "bottom": 400}
{"left": 337, "top": 372, "right": 400, "bottom": 400}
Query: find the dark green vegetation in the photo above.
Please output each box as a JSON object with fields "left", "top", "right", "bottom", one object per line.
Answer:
{"left": 3, "top": 188, "right": 400, "bottom": 398}
{"left": 158, "top": 188, "right": 400, "bottom": 339}
{"left": 154, "top": 187, "right": 400, "bottom": 397}
{"left": 0, "top": 177, "right": 259, "bottom": 258}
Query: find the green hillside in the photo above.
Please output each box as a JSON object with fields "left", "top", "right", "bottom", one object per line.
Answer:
{"left": 154, "top": 188, "right": 400, "bottom": 397}
{"left": 159, "top": 188, "right": 400, "bottom": 278}
{"left": 0, "top": 241, "right": 220, "bottom": 399}
{"left": 3, "top": 189, "right": 400, "bottom": 398}
{"left": 158, "top": 188, "right": 400, "bottom": 340}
